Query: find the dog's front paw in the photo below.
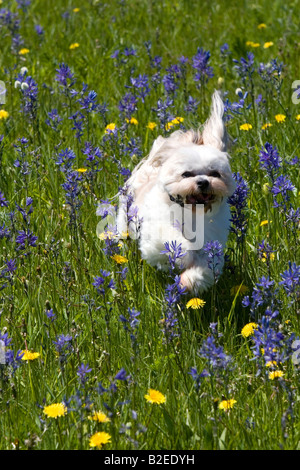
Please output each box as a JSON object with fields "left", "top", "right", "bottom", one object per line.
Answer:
{"left": 180, "top": 266, "right": 214, "bottom": 294}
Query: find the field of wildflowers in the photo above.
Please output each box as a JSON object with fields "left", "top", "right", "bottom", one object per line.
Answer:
{"left": 0, "top": 0, "right": 299, "bottom": 451}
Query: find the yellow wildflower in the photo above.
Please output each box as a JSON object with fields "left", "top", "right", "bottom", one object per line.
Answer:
{"left": 111, "top": 254, "right": 128, "bottom": 264}
{"left": 262, "top": 123, "right": 272, "bottom": 130}
{"left": 241, "top": 322, "right": 258, "bottom": 338}
{"left": 239, "top": 123, "right": 252, "bottom": 131}
{"left": 165, "top": 117, "right": 184, "bottom": 130}
{"left": 105, "top": 123, "right": 116, "bottom": 133}
{"left": 89, "top": 431, "right": 111, "bottom": 448}
{"left": 186, "top": 298, "right": 206, "bottom": 309}
{"left": 69, "top": 43, "right": 80, "bottom": 50}
{"left": 296, "top": 115, "right": 300, "bottom": 121}
{"left": 19, "top": 48, "right": 30, "bottom": 55}
{"left": 269, "top": 370, "right": 284, "bottom": 380}
{"left": 147, "top": 122, "right": 157, "bottom": 130}
{"left": 75, "top": 168, "right": 87, "bottom": 173}
{"left": 263, "top": 41, "right": 274, "bottom": 48}
{"left": 218, "top": 399, "right": 237, "bottom": 411}
{"left": 21, "top": 350, "right": 40, "bottom": 361}
{"left": 145, "top": 389, "right": 166, "bottom": 405}
{"left": 88, "top": 411, "right": 110, "bottom": 423}
{"left": 266, "top": 361, "right": 278, "bottom": 368}
{"left": 260, "top": 219, "right": 270, "bottom": 226}
{"left": 261, "top": 252, "right": 275, "bottom": 262}
{"left": 43, "top": 403, "right": 67, "bottom": 418}
{"left": 258, "top": 23, "right": 267, "bottom": 29}
{"left": 246, "top": 41, "right": 260, "bottom": 47}
{"left": 230, "top": 285, "right": 248, "bottom": 297}
{"left": 0, "top": 110, "right": 9, "bottom": 120}
{"left": 73, "top": 8, "right": 80, "bottom": 12}
{"left": 275, "top": 114, "right": 286, "bottom": 123}
{"left": 126, "top": 117, "right": 138, "bottom": 125}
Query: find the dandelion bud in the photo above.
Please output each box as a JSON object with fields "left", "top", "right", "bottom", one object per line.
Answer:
{"left": 217, "top": 76, "right": 224, "bottom": 86}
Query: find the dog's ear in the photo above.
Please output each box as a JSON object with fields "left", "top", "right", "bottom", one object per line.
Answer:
{"left": 201, "top": 90, "right": 227, "bottom": 151}
{"left": 147, "top": 136, "right": 167, "bottom": 167}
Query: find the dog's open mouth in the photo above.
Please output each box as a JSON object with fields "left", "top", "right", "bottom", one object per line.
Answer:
{"left": 185, "top": 193, "right": 215, "bottom": 205}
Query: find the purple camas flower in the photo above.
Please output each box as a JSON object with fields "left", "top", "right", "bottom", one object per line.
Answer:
{"left": 271, "top": 175, "right": 295, "bottom": 209}
{"left": 184, "top": 95, "right": 199, "bottom": 115}
{"left": 233, "top": 52, "right": 255, "bottom": 82}
{"left": 128, "top": 74, "right": 150, "bottom": 102}
{"left": 55, "top": 63, "right": 75, "bottom": 90}
{"left": 161, "top": 241, "right": 186, "bottom": 271}
{"left": 56, "top": 147, "right": 76, "bottom": 172}
{"left": 15, "top": 72, "right": 38, "bottom": 120}
{"left": 161, "top": 275, "right": 186, "bottom": 342}
{"left": 152, "top": 97, "right": 174, "bottom": 130}
{"left": 203, "top": 240, "right": 223, "bottom": 276}
{"left": 242, "top": 276, "right": 279, "bottom": 319}
{"left": 192, "top": 47, "right": 214, "bottom": 85}
{"left": 118, "top": 92, "right": 138, "bottom": 120}
{"left": 77, "top": 363, "right": 92, "bottom": 385}
{"left": 279, "top": 262, "right": 300, "bottom": 297}
{"left": 252, "top": 315, "right": 298, "bottom": 374}
{"left": 15, "top": 229, "right": 38, "bottom": 252}
{"left": 119, "top": 307, "right": 140, "bottom": 345}
{"left": 61, "top": 170, "right": 83, "bottom": 227}
{"left": 228, "top": 172, "right": 249, "bottom": 241}
{"left": 93, "top": 269, "right": 115, "bottom": 295}
{"left": 45, "top": 109, "right": 62, "bottom": 131}
{"left": 259, "top": 142, "right": 281, "bottom": 181}
{"left": 198, "top": 325, "right": 233, "bottom": 375}
{"left": 53, "top": 334, "right": 73, "bottom": 355}
{"left": 0, "top": 191, "right": 8, "bottom": 207}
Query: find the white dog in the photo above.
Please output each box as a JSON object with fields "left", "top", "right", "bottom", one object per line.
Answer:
{"left": 117, "top": 91, "right": 236, "bottom": 293}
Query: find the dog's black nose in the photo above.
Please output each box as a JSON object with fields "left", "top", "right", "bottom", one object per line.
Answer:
{"left": 197, "top": 179, "right": 209, "bottom": 191}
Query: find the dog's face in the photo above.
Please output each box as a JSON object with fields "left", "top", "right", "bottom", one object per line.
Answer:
{"left": 158, "top": 144, "right": 236, "bottom": 212}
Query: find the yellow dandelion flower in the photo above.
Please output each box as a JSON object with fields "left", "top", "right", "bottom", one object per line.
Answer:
{"left": 98, "top": 230, "right": 117, "bottom": 240}
{"left": 0, "top": 110, "right": 9, "bottom": 120}
{"left": 69, "top": 43, "right": 80, "bottom": 50}
{"left": 261, "top": 252, "right": 275, "bottom": 262}
{"left": 19, "top": 48, "right": 30, "bottom": 55}
{"left": 266, "top": 360, "right": 278, "bottom": 368}
{"left": 105, "top": 123, "right": 116, "bottom": 133}
{"left": 43, "top": 403, "right": 67, "bottom": 418}
{"left": 246, "top": 41, "right": 260, "bottom": 48}
{"left": 296, "top": 115, "right": 300, "bottom": 121}
{"left": 111, "top": 254, "right": 128, "bottom": 264}
{"left": 263, "top": 41, "right": 274, "bottom": 48}
{"left": 145, "top": 389, "right": 166, "bottom": 405}
{"left": 88, "top": 411, "right": 110, "bottom": 423}
{"left": 275, "top": 114, "right": 286, "bottom": 123}
{"left": 241, "top": 322, "right": 258, "bottom": 338}
{"left": 269, "top": 370, "right": 284, "bottom": 380}
{"left": 240, "top": 123, "right": 252, "bottom": 131}
{"left": 147, "top": 122, "right": 157, "bottom": 130}
{"left": 258, "top": 23, "right": 267, "bottom": 29}
{"left": 21, "top": 350, "right": 40, "bottom": 361}
{"left": 75, "top": 168, "right": 87, "bottom": 173}
{"left": 126, "top": 117, "right": 138, "bottom": 125}
{"left": 165, "top": 117, "right": 184, "bottom": 130}
{"left": 260, "top": 219, "right": 269, "bottom": 226}
{"left": 73, "top": 7, "right": 80, "bottom": 12}
{"left": 262, "top": 123, "right": 272, "bottom": 130}
{"left": 218, "top": 399, "right": 237, "bottom": 411}
{"left": 186, "top": 298, "right": 206, "bottom": 309}
{"left": 89, "top": 431, "right": 111, "bottom": 448}
{"left": 230, "top": 285, "right": 248, "bottom": 297}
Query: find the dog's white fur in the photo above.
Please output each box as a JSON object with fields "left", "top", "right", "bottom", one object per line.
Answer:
{"left": 117, "top": 91, "right": 236, "bottom": 293}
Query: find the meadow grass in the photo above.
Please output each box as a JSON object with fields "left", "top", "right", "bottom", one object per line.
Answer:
{"left": 0, "top": 0, "right": 299, "bottom": 450}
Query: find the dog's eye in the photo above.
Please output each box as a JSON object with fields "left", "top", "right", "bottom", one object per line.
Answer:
{"left": 182, "top": 171, "right": 193, "bottom": 178}
{"left": 208, "top": 171, "right": 221, "bottom": 178}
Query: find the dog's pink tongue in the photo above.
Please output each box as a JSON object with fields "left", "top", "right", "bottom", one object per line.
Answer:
{"left": 188, "top": 196, "right": 198, "bottom": 204}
